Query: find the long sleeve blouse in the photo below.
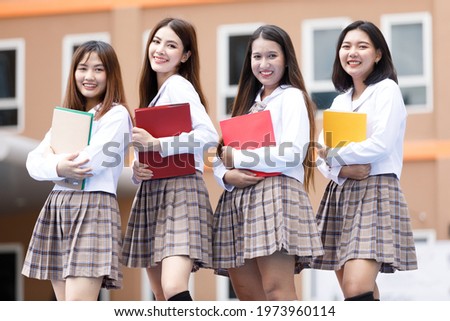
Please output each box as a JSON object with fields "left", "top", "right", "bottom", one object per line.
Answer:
{"left": 26, "top": 104, "right": 133, "bottom": 195}
{"left": 214, "top": 85, "right": 310, "bottom": 190}
{"left": 147, "top": 74, "right": 218, "bottom": 172}
{"left": 318, "top": 78, "right": 407, "bottom": 185}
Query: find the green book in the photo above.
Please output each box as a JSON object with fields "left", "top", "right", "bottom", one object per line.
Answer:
{"left": 50, "top": 107, "right": 93, "bottom": 190}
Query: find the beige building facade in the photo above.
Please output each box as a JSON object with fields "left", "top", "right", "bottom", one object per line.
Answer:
{"left": 0, "top": 0, "right": 449, "bottom": 300}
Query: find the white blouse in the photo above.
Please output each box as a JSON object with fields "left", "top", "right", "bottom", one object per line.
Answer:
{"left": 214, "top": 85, "right": 310, "bottom": 190}
{"left": 318, "top": 78, "right": 407, "bottom": 185}
{"left": 147, "top": 74, "right": 218, "bottom": 173}
{"left": 26, "top": 104, "right": 133, "bottom": 195}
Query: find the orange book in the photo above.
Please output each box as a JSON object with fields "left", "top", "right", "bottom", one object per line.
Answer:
{"left": 134, "top": 103, "right": 196, "bottom": 179}
{"left": 323, "top": 110, "right": 367, "bottom": 148}
{"left": 220, "top": 110, "right": 281, "bottom": 177}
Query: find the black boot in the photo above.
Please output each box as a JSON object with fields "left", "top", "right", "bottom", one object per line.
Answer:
{"left": 167, "top": 290, "right": 193, "bottom": 301}
{"left": 345, "top": 291, "right": 375, "bottom": 301}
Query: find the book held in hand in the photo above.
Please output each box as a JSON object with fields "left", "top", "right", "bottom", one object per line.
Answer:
{"left": 50, "top": 106, "right": 93, "bottom": 190}
{"left": 219, "top": 110, "right": 281, "bottom": 177}
{"left": 323, "top": 110, "right": 367, "bottom": 148}
{"left": 134, "top": 103, "right": 196, "bottom": 179}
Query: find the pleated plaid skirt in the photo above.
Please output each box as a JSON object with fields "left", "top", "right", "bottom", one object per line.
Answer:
{"left": 122, "top": 171, "right": 213, "bottom": 271}
{"left": 311, "top": 174, "right": 418, "bottom": 273}
{"left": 22, "top": 191, "right": 123, "bottom": 289}
{"left": 212, "top": 175, "right": 324, "bottom": 274}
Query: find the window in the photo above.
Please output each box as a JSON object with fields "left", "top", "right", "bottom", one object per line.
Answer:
{"left": 0, "top": 39, "right": 25, "bottom": 132}
{"left": 61, "top": 33, "right": 110, "bottom": 98}
{"left": 217, "top": 23, "right": 263, "bottom": 120}
{"left": 142, "top": 29, "right": 151, "bottom": 55}
{"left": 0, "top": 243, "right": 23, "bottom": 300}
{"left": 381, "top": 12, "right": 432, "bottom": 111}
{"left": 301, "top": 18, "right": 351, "bottom": 111}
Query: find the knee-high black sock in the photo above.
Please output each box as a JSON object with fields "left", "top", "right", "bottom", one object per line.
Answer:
{"left": 344, "top": 291, "right": 375, "bottom": 301}
{"left": 167, "top": 290, "right": 193, "bottom": 301}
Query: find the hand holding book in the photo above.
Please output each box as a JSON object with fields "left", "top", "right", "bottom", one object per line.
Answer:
{"left": 220, "top": 110, "right": 281, "bottom": 177}
{"left": 131, "top": 127, "right": 162, "bottom": 152}
{"left": 134, "top": 103, "right": 196, "bottom": 179}
{"left": 220, "top": 145, "right": 234, "bottom": 169}
{"left": 55, "top": 152, "right": 93, "bottom": 182}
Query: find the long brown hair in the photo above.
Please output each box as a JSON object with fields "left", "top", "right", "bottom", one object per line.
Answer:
{"left": 230, "top": 25, "right": 316, "bottom": 191}
{"left": 138, "top": 17, "right": 208, "bottom": 110}
{"left": 62, "top": 40, "right": 130, "bottom": 120}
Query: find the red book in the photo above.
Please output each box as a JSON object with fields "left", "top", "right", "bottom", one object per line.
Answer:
{"left": 134, "top": 103, "right": 196, "bottom": 179}
{"left": 220, "top": 110, "right": 281, "bottom": 177}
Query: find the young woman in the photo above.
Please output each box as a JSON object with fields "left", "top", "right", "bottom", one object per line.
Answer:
{"left": 23, "top": 40, "right": 133, "bottom": 300}
{"left": 212, "top": 24, "right": 323, "bottom": 300}
{"left": 313, "top": 20, "right": 418, "bottom": 301}
{"left": 122, "top": 18, "right": 218, "bottom": 301}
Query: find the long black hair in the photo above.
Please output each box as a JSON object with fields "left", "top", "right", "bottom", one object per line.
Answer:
{"left": 332, "top": 20, "right": 398, "bottom": 92}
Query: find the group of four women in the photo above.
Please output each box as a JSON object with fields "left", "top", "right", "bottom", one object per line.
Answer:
{"left": 22, "top": 17, "right": 417, "bottom": 301}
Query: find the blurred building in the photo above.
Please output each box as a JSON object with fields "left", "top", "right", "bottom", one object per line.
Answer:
{"left": 0, "top": 0, "right": 449, "bottom": 300}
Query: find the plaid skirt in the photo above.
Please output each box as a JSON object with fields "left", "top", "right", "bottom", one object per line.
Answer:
{"left": 22, "top": 191, "right": 123, "bottom": 289}
{"left": 122, "top": 171, "right": 213, "bottom": 271}
{"left": 310, "top": 174, "right": 418, "bottom": 273}
{"left": 213, "top": 175, "right": 324, "bottom": 275}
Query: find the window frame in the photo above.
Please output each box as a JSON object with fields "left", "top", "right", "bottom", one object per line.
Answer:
{"left": 0, "top": 243, "right": 24, "bottom": 300}
{"left": 301, "top": 17, "right": 351, "bottom": 113}
{"left": 216, "top": 23, "right": 263, "bottom": 121}
{"left": 61, "top": 32, "right": 110, "bottom": 99}
{"left": 0, "top": 38, "right": 25, "bottom": 132}
{"left": 381, "top": 12, "right": 433, "bottom": 113}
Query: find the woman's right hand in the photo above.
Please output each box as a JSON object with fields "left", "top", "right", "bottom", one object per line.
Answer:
{"left": 338, "top": 164, "right": 371, "bottom": 180}
{"left": 132, "top": 127, "right": 161, "bottom": 152}
{"left": 56, "top": 152, "right": 93, "bottom": 179}
{"left": 132, "top": 159, "right": 154, "bottom": 181}
{"left": 223, "top": 169, "right": 264, "bottom": 188}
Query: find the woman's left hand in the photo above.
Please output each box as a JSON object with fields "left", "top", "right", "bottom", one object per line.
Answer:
{"left": 132, "top": 159, "right": 153, "bottom": 181}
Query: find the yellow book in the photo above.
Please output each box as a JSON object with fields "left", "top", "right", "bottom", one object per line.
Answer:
{"left": 323, "top": 110, "right": 366, "bottom": 148}
{"left": 50, "top": 107, "right": 93, "bottom": 190}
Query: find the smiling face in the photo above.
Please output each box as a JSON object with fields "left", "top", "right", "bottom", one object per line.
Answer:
{"left": 75, "top": 51, "right": 107, "bottom": 109}
{"left": 250, "top": 35, "right": 286, "bottom": 98}
{"left": 339, "top": 28, "right": 382, "bottom": 84}
{"left": 148, "top": 25, "right": 191, "bottom": 87}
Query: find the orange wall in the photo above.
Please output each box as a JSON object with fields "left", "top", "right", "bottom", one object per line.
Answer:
{"left": 1, "top": 0, "right": 449, "bottom": 300}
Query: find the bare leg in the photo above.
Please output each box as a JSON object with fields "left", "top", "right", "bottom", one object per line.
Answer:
{"left": 336, "top": 259, "right": 381, "bottom": 299}
{"left": 64, "top": 277, "right": 103, "bottom": 301}
{"left": 256, "top": 251, "right": 297, "bottom": 300}
{"left": 146, "top": 264, "right": 165, "bottom": 301}
{"left": 228, "top": 259, "right": 266, "bottom": 300}
{"left": 51, "top": 280, "right": 66, "bottom": 301}
{"left": 374, "top": 282, "right": 380, "bottom": 300}
{"left": 160, "top": 255, "right": 193, "bottom": 300}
